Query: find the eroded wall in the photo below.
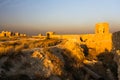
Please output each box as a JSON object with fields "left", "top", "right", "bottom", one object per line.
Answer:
{"left": 112, "top": 31, "right": 120, "bottom": 80}
{"left": 48, "top": 33, "right": 112, "bottom": 56}
{"left": 84, "top": 34, "right": 112, "bottom": 56}
{"left": 46, "top": 22, "right": 112, "bottom": 56}
{"left": 0, "top": 31, "right": 27, "bottom": 37}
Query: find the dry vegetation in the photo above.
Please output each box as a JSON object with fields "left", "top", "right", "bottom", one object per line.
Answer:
{"left": 0, "top": 38, "right": 61, "bottom": 56}
{"left": 0, "top": 37, "right": 118, "bottom": 80}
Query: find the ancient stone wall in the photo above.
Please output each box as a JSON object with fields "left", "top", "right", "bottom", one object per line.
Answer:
{"left": 95, "top": 22, "right": 109, "bottom": 34}
{"left": 0, "top": 31, "right": 27, "bottom": 37}
{"left": 112, "top": 31, "right": 120, "bottom": 50}
{"left": 48, "top": 34, "right": 112, "bottom": 56}
{"left": 51, "top": 34, "right": 81, "bottom": 40}
{"left": 86, "top": 34, "right": 112, "bottom": 56}
{"left": 45, "top": 23, "right": 112, "bottom": 55}
{"left": 15, "top": 32, "right": 20, "bottom": 36}
{"left": 0, "top": 31, "right": 12, "bottom": 37}
{"left": 112, "top": 31, "right": 120, "bottom": 80}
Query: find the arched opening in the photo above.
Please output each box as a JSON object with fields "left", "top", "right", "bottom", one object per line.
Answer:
{"left": 4, "top": 33, "right": 6, "bottom": 37}
{"left": 47, "top": 33, "right": 50, "bottom": 39}
{"left": 103, "top": 27, "right": 105, "bottom": 33}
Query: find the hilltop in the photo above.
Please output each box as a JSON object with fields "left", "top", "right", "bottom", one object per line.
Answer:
{"left": 0, "top": 23, "right": 120, "bottom": 80}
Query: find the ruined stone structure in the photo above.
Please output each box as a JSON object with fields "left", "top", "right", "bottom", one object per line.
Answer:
{"left": 0, "top": 23, "right": 112, "bottom": 55}
{"left": 0, "top": 31, "right": 27, "bottom": 37}
{"left": 32, "top": 34, "right": 43, "bottom": 38}
{"left": 15, "top": 32, "right": 20, "bottom": 37}
{"left": 45, "top": 22, "right": 112, "bottom": 56}
{"left": 46, "top": 32, "right": 55, "bottom": 39}
{"left": 112, "top": 31, "right": 120, "bottom": 80}
{"left": 95, "top": 22, "right": 109, "bottom": 34}
{"left": 0, "top": 31, "right": 13, "bottom": 37}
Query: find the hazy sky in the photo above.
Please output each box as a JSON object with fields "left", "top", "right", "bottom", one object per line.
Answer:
{"left": 0, "top": 0, "right": 120, "bottom": 35}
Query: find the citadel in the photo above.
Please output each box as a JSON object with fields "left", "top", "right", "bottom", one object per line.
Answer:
{"left": 0, "top": 22, "right": 112, "bottom": 55}
{"left": 45, "top": 22, "right": 112, "bottom": 55}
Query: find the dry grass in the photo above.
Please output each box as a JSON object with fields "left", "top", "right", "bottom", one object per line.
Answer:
{"left": 43, "top": 48, "right": 64, "bottom": 76}
{"left": 0, "top": 38, "right": 61, "bottom": 56}
{"left": 0, "top": 46, "right": 14, "bottom": 56}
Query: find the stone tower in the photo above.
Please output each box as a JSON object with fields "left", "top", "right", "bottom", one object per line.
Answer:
{"left": 46, "top": 32, "right": 55, "bottom": 39}
{"left": 95, "top": 22, "right": 109, "bottom": 34}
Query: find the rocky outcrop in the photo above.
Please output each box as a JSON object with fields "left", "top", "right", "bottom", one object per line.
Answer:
{"left": 112, "top": 31, "right": 120, "bottom": 50}
{"left": 114, "top": 50, "right": 120, "bottom": 80}
{"left": 61, "top": 39, "right": 85, "bottom": 61}
{"left": 0, "top": 36, "right": 117, "bottom": 80}
{"left": 113, "top": 31, "right": 120, "bottom": 80}
{"left": 0, "top": 39, "right": 86, "bottom": 80}
{"left": 0, "top": 48, "right": 65, "bottom": 80}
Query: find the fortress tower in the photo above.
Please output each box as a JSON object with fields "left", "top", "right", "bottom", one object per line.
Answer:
{"left": 95, "top": 22, "right": 109, "bottom": 34}
{"left": 46, "top": 32, "right": 55, "bottom": 39}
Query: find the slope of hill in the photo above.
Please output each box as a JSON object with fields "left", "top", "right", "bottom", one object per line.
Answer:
{"left": 0, "top": 37, "right": 118, "bottom": 80}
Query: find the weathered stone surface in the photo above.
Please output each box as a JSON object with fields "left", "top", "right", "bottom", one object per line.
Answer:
{"left": 0, "top": 48, "right": 66, "bottom": 79}
{"left": 114, "top": 50, "right": 120, "bottom": 80}
{"left": 113, "top": 31, "right": 120, "bottom": 80}
{"left": 0, "top": 31, "right": 26, "bottom": 37}
{"left": 112, "top": 31, "right": 120, "bottom": 50}
{"left": 44, "top": 23, "right": 112, "bottom": 56}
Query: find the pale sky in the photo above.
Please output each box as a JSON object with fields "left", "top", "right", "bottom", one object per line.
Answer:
{"left": 0, "top": 0, "right": 120, "bottom": 35}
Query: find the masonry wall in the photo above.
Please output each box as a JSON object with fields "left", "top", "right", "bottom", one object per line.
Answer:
{"left": 49, "top": 33, "right": 112, "bottom": 56}
{"left": 51, "top": 34, "right": 81, "bottom": 40}
{"left": 112, "top": 31, "right": 120, "bottom": 80}
{"left": 85, "top": 34, "right": 112, "bottom": 56}
{"left": 0, "top": 31, "right": 27, "bottom": 37}
{"left": 46, "top": 22, "right": 112, "bottom": 56}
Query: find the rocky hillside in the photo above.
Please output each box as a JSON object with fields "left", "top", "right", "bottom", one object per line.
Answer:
{"left": 113, "top": 31, "right": 120, "bottom": 80}
{"left": 0, "top": 39, "right": 85, "bottom": 80}
{"left": 0, "top": 37, "right": 118, "bottom": 80}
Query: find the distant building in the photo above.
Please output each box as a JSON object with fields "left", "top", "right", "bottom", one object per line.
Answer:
{"left": 95, "top": 22, "right": 109, "bottom": 34}
{"left": 0, "top": 31, "right": 27, "bottom": 37}
{"left": 15, "top": 32, "right": 20, "bottom": 36}
{"left": 0, "top": 31, "right": 12, "bottom": 37}
{"left": 46, "top": 32, "right": 55, "bottom": 39}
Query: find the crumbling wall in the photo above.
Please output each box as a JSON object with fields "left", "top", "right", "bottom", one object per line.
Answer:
{"left": 79, "top": 34, "right": 112, "bottom": 56}
{"left": 95, "top": 22, "right": 109, "bottom": 34}
{"left": 15, "top": 32, "right": 20, "bottom": 36}
{"left": 51, "top": 35, "right": 81, "bottom": 40}
{"left": 0, "top": 31, "right": 12, "bottom": 37}
{"left": 112, "top": 31, "right": 120, "bottom": 50}
{"left": 114, "top": 50, "right": 120, "bottom": 80}
{"left": 47, "top": 33, "right": 112, "bottom": 56}
{"left": 45, "top": 23, "right": 112, "bottom": 56}
{"left": 0, "top": 31, "right": 27, "bottom": 37}
{"left": 113, "top": 31, "right": 120, "bottom": 80}
{"left": 91, "top": 34, "right": 112, "bottom": 55}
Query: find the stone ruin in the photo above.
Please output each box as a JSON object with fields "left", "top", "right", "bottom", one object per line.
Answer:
{"left": 44, "top": 22, "right": 112, "bottom": 56}
{"left": 0, "top": 31, "right": 26, "bottom": 37}
{"left": 95, "top": 22, "right": 109, "bottom": 34}
{"left": 0, "top": 22, "right": 120, "bottom": 80}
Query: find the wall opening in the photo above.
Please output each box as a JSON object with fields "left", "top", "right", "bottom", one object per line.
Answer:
{"left": 47, "top": 33, "right": 50, "bottom": 39}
